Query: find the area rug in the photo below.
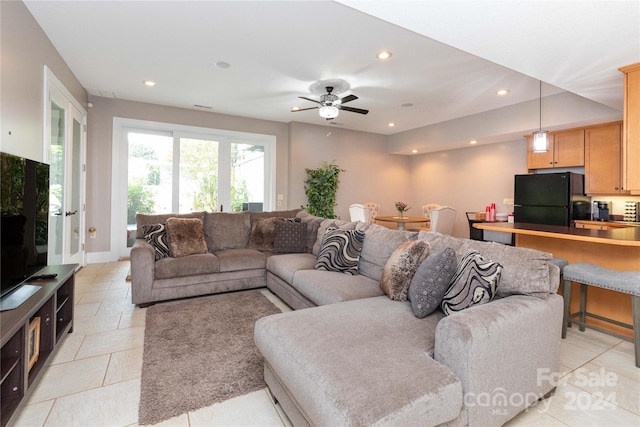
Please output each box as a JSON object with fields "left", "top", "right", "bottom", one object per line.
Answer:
{"left": 138, "top": 290, "right": 282, "bottom": 425}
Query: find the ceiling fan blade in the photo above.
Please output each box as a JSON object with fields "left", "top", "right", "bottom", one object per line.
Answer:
{"left": 340, "top": 94, "right": 358, "bottom": 104}
{"left": 291, "top": 106, "right": 319, "bottom": 112}
{"left": 299, "top": 96, "right": 322, "bottom": 105}
{"left": 340, "top": 106, "right": 369, "bottom": 115}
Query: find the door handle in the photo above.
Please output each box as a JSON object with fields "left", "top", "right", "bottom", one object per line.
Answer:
{"left": 65, "top": 210, "right": 78, "bottom": 216}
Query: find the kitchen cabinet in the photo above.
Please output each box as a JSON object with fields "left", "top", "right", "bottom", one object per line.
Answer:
{"left": 526, "top": 128, "right": 584, "bottom": 169}
{"left": 585, "top": 122, "right": 628, "bottom": 195}
{"left": 620, "top": 63, "right": 640, "bottom": 194}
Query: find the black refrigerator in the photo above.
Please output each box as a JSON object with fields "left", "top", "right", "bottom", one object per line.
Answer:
{"left": 514, "top": 172, "right": 585, "bottom": 226}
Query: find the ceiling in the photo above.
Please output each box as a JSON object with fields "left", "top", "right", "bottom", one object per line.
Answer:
{"left": 24, "top": 0, "right": 640, "bottom": 139}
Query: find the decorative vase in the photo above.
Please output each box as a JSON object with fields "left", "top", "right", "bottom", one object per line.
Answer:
{"left": 397, "top": 210, "right": 404, "bottom": 218}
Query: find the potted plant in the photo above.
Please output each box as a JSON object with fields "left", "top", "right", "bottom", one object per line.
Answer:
{"left": 303, "top": 161, "right": 345, "bottom": 219}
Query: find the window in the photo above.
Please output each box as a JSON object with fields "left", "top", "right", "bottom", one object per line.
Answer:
{"left": 113, "top": 118, "right": 275, "bottom": 257}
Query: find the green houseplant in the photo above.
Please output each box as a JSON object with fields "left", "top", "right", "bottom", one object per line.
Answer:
{"left": 303, "top": 161, "right": 345, "bottom": 219}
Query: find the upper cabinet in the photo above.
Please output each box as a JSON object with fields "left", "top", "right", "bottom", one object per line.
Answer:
{"left": 526, "top": 128, "right": 585, "bottom": 169}
{"left": 620, "top": 63, "right": 640, "bottom": 194}
{"left": 585, "top": 122, "right": 627, "bottom": 195}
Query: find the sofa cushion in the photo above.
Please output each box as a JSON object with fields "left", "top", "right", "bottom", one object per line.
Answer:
{"left": 355, "top": 222, "right": 419, "bottom": 282}
{"left": 165, "top": 217, "right": 208, "bottom": 258}
{"left": 254, "top": 297, "right": 460, "bottom": 426}
{"left": 136, "top": 211, "right": 205, "bottom": 239}
{"left": 267, "top": 253, "right": 317, "bottom": 284}
{"left": 142, "top": 223, "right": 171, "bottom": 260}
{"left": 273, "top": 221, "right": 308, "bottom": 253}
{"left": 154, "top": 253, "right": 220, "bottom": 279}
{"left": 292, "top": 269, "right": 383, "bottom": 306}
{"left": 203, "top": 212, "right": 251, "bottom": 251}
{"left": 408, "top": 247, "right": 457, "bottom": 318}
{"left": 315, "top": 227, "right": 365, "bottom": 275}
{"left": 296, "top": 210, "right": 324, "bottom": 253}
{"left": 441, "top": 250, "right": 502, "bottom": 315}
{"left": 214, "top": 248, "right": 267, "bottom": 272}
{"left": 250, "top": 209, "right": 301, "bottom": 222}
{"left": 380, "top": 240, "right": 430, "bottom": 301}
{"left": 418, "top": 231, "right": 555, "bottom": 299}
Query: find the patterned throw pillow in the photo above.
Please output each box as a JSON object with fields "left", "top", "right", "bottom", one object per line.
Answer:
{"left": 441, "top": 250, "right": 502, "bottom": 315}
{"left": 408, "top": 247, "right": 457, "bottom": 318}
{"left": 273, "top": 221, "right": 308, "bottom": 253}
{"left": 142, "top": 223, "right": 171, "bottom": 260}
{"left": 315, "top": 227, "right": 365, "bottom": 275}
{"left": 249, "top": 217, "right": 300, "bottom": 251}
{"left": 380, "top": 240, "right": 430, "bottom": 301}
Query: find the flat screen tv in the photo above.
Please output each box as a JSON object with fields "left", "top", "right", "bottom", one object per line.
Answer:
{"left": 1, "top": 152, "right": 50, "bottom": 297}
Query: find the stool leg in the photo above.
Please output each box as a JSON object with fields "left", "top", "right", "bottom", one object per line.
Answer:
{"left": 579, "top": 283, "right": 587, "bottom": 332}
{"left": 562, "top": 279, "right": 572, "bottom": 339}
{"left": 632, "top": 295, "right": 640, "bottom": 369}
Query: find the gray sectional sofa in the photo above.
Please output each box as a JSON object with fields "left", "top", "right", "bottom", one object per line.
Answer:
{"left": 130, "top": 209, "right": 563, "bottom": 426}
{"left": 255, "top": 213, "right": 563, "bottom": 427}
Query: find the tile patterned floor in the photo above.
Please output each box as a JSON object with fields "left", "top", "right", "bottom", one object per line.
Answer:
{"left": 12, "top": 261, "right": 640, "bottom": 426}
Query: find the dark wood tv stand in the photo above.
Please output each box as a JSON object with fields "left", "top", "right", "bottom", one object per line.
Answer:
{"left": 0, "top": 264, "right": 76, "bottom": 427}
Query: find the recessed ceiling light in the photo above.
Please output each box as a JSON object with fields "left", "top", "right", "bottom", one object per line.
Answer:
{"left": 215, "top": 61, "right": 231, "bottom": 69}
{"left": 497, "top": 89, "right": 509, "bottom": 96}
{"left": 376, "top": 51, "right": 392, "bottom": 60}
{"left": 143, "top": 80, "right": 157, "bottom": 87}
{"left": 412, "top": 149, "right": 418, "bottom": 154}
{"left": 291, "top": 106, "right": 300, "bottom": 112}
{"left": 401, "top": 103, "right": 413, "bottom": 108}
{"left": 469, "top": 140, "right": 478, "bottom": 144}
{"left": 388, "top": 122, "right": 396, "bottom": 127}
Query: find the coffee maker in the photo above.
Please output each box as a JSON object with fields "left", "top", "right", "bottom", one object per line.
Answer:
{"left": 592, "top": 201, "right": 611, "bottom": 221}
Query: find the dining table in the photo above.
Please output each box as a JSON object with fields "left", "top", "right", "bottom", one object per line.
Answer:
{"left": 373, "top": 215, "right": 428, "bottom": 230}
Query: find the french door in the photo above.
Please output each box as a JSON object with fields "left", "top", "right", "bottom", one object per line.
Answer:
{"left": 113, "top": 119, "right": 275, "bottom": 259}
{"left": 46, "top": 72, "right": 87, "bottom": 267}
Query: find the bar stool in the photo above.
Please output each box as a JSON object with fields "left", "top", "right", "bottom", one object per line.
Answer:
{"left": 561, "top": 262, "right": 640, "bottom": 368}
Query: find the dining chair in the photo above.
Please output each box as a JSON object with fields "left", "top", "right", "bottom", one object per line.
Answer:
{"left": 421, "top": 203, "right": 441, "bottom": 227}
{"left": 430, "top": 206, "right": 457, "bottom": 235}
{"left": 362, "top": 202, "right": 380, "bottom": 223}
{"left": 349, "top": 204, "right": 372, "bottom": 223}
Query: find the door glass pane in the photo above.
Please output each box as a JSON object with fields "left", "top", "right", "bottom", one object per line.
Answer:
{"left": 49, "top": 101, "right": 65, "bottom": 265}
{"left": 127, "top": 132, "right": 173, "bottom": 247}
{"left": 231, "top": 143, "right": 264, "bottom": 212}
{"left": 179, "top": 138, "right": 219, "bottom": 213}
{"left": 69, "top": 118, "right": 82, "bottom": 256}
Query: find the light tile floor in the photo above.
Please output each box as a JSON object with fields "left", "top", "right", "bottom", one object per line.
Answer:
{"left": 12, "top": 261, "right": 640, "bottom": 427}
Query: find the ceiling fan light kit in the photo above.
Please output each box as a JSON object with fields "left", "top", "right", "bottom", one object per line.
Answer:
{"left": 293, "top": 84, "right": 369, "bottom": 120}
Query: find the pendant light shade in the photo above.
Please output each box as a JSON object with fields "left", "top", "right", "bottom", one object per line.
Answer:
{"left": 533, "top": 80, "right": 549, "bottom": 153}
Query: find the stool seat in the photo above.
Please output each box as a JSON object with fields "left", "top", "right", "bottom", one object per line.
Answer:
{"left": 551, "top": 257, "right": 568, "bottom": 272}
{"left": 563, "top": 263, "right": 640, "bottom": 296}
{"left": 561, "top": 262, "right": 640, "bottom": 368}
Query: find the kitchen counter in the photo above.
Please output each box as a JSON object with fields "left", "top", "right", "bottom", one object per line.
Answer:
{"left": 474, "top": 221, "right": 639, "bottom": 338}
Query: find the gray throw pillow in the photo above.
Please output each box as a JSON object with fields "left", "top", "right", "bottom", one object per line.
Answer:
{"left": 441, "top": 250, "right": 502, "bottom": 315}
{"left": 315, "top": 227, "right": 365, "bottom": 275}
{"left": 273, "top": 221, "right": 308, "bottom": 253}
{"left": 408, "top": 247, "right": 457, "bottom": 318}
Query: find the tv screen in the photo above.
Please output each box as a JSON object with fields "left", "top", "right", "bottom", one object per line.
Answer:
{"left": 1, "top": 152, "right": 50, "bottom": 297}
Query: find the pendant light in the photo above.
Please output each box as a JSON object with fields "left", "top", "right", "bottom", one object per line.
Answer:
{"left": 533, "top": 80, "right": 549, "bottom": 153}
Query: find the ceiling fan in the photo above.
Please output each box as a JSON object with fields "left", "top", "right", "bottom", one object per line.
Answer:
{"left": 292, "top": 86, "right": 369, "bottom": 120}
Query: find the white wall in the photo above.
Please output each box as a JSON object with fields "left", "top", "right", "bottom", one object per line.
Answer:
{"left": 409, "top": 139, "right": 528, "bottom": 238}
{"left": 289, "top": 122, "right": 410, "bottom": 220}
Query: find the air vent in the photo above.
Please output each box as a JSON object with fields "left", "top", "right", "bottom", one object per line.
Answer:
{"left": 193, "top": 104, "right": 212, "bottom": 109}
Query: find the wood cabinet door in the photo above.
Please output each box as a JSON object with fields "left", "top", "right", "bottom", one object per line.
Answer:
{"left": 621, "top": 64, "right": 640, "bottom": 193}
{"left": 526, "top": 134, "right": 555, "bottom": 169}
{"left": 554, "top": 129, "right": 584, "bottom": 167}
{"left": 585, "top": 123, "right": 624, "bottom": 194}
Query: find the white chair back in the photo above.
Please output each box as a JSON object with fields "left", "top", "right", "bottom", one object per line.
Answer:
{"left": 421, "top": 203, "right": 441, "bottom": 224}
{"left": 349, "top": 204, "right": 371, "bottom": 223}
{"left": 430, "top": 206, "right": 457, "bottom": 235}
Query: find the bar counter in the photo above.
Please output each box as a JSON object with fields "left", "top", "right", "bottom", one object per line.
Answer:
{"left": 474, "top": 222, "right": 638, "bottom": 338}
